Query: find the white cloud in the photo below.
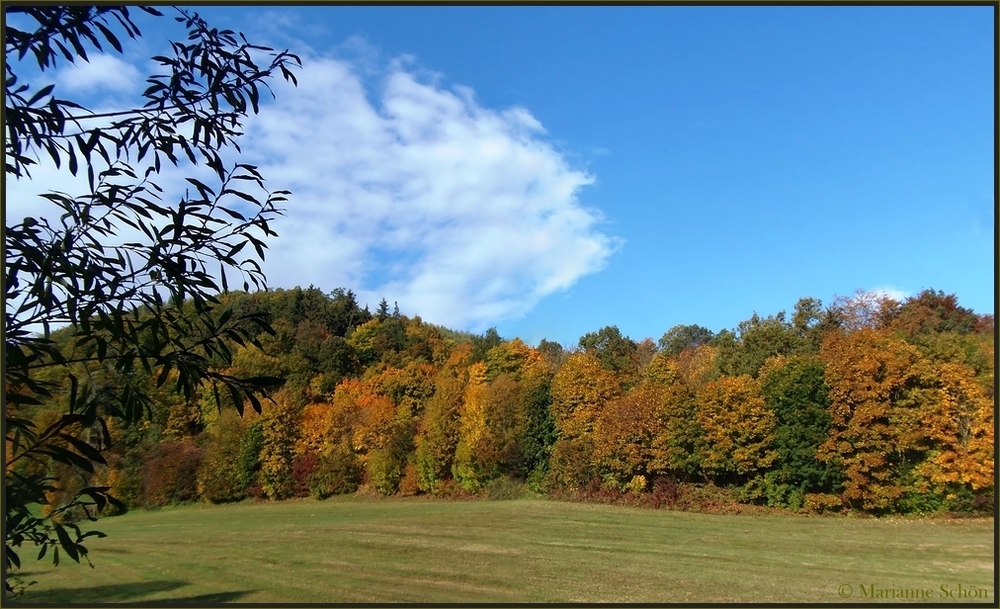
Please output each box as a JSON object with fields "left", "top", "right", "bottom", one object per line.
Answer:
{"left": 241, "top": 54, "right": 619, "bottom": 330}
{"left": 869, "top": 285, "right": 911, "bottom": 302}
{"left": 55, "top": 53, "right": 141, "bottom": 94}
{"left": 7, "top": 48, "right": 619, "bottom": 333}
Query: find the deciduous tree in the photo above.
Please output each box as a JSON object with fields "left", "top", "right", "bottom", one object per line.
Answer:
{"left": 759, "top": 356, "right": 841, "bottom": 508}
{"left": 658, "top": 324, "right": 715, "bottom": 357}
{"left": 592, "top": 383, "right": 667, "bottom": 489}
{"left": 818, "top": 328, "right": 922, "bottom": 512}
{"left": 696, "top": 375, "right": 777, "bottom": 484}
{"left": 549, "top": 352, "right": 621, "bottom": 439}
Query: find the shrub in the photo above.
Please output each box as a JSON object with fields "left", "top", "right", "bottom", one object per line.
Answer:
{"left": 291, "top": 452, "right": 318, "bottom": 498}
{"left": 804, "top": 493, "right": 843, "bottom": 515}
{"left": 142, "top": 440, "right": 204, "bottom": 507}
{"left": 647, "top": 477, "right": 680, "bottom": 509}
{"left": 398, "top": 463, "right": 422, "bottom": 497}
{"left": 367, "top": 448, "right": 403, "bottom": 495}
{"left": 484, "top": 476, "right": 526, "bottom": 500}
{"left": 433, "top": 478, "right": 476, "bottom": 500}
{"left": 739, "top": 473, "right": 806, "bottom": 511}
{"left": 526, "top": 465, "right": 550, "bottom": 494}
{"left": 308, "top": 443, "right": 362, "bottom": 499}
{"left": 971, "top": 491, "right": 994, "bottom": 513}
{"left": 624, "top": 474, "right": 648, "bottom": 494}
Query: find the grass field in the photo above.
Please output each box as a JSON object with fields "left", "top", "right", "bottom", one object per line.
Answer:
{"left": 11, "top": 496, "right": 994, "bottom": 603}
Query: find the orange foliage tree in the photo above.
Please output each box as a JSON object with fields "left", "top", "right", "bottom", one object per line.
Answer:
{"left": 817, "top": 328, "right": 923, "bottom": 512}
{"left": 592, "top": 382, "right": 668, "bottom": 490}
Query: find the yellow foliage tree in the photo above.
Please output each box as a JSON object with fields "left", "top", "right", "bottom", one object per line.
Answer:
{"left": 414, "top": 343, "right": 472, "bottom": 492}
{"left": 696, "top": 375, "right": 777, "bottom": 482}
{"left": 676, "top": 344, "right": 718, "bottom": 390}
{"left": 647, "top": 357, "right": 704, "bottom": 479}
{"left": 550, "top": 352, "right": 621, "bottom": 439}
{"left": 915, "top": 361, "right": 994, "bottom": 492}
{"left": 296, "top": 402, "right": 338, "bottom": 456}
{"left": 258, "top": 389, "right": 300, "bottom": 500}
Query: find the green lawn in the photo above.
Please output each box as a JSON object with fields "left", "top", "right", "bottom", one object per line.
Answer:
{"left": 11, "top": 496, "right": 994, "bottom": 603}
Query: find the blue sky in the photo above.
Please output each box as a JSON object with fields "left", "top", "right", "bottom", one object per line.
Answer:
{"left": 6, "top": 5, "right": 995, "bottom": 347}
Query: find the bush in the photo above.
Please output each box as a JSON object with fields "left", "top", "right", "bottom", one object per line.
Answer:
{"left": 804, "top": 493, "right": 843, "bottom": 515}
{"left": 367, "top": 448, "right": 403, "bottom": 495}
{"left": 739, "top": 473, "right": 806, "bottom": 510}
{"left": 291, "top": 452, "right": 318, "bottom": 498}
{"left": 142, "top": 440, "right": 204, "bottom": 507}
{"left": 308, "top": 443, "right": 362, "bottom": 499}
{"left": 545, "top": 437, "right": 597, "bottom": 492}
{"left": 398, "top": 463, "right": 422, "bottom": 497}
{"left": 971, "top": 491, "right": 994, "bottom": 513}
{"left": 575, "top": 479, "right": 623, "bottom": 505}
{"left": 433, "top": 478, "right": 476, "bottom": 500}
{"left": 624, "top": 474, "right": 648, "bottom": 494}
{"left": 647, "top": 477, "right": 680, "bottom": 509}
{"left": 484, "top": 476, "right": 526, "bottom": 500}
{"left": 526, "top": 465, "right": 550, "bottom": 494}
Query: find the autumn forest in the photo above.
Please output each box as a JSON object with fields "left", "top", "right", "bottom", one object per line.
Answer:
{"left": 19, "top": 286, "right": 995, "bottom": 518}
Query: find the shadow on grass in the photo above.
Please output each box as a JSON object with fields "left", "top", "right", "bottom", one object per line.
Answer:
{"left": 145, "top": 590, "right": 258, "bottom": 603}
{"left": 14, "top": 579, "right": 254, "bottom": 604}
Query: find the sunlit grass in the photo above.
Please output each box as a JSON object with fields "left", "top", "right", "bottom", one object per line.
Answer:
{"left": 13, "top": 496, "right": 994, "bottom": 603}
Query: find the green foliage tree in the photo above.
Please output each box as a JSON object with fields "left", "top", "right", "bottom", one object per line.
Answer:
{"left": 791, "top": 297, "right": 837, "bottom": 352}
{"left": 578, "top": 325, "right": 638, "bottom": 377}
{"left": 470, "top": 327, "right": 504, "bottom": 363}
{"left": 641, "top": 354, "right": 705, "bottom": 480}
{"left": 4, "top": 6, "right": 298, "bottom": 586}
{"left": 536, "top": 338, "right": 568, "bottom": 368}
{"left": 758, "top": 356, "right": 842, "bottom": 508}
{"left": 713, "top": 312, "right": 804, "bottom": 377}
{"left": 658, "top": 324, "right": 715, "bottom": 357}
{"left": 518, "top": 374, "right": 557, "bottom": 483}
{"left": 414, "top": 344, "right": 471, "bottom": 492}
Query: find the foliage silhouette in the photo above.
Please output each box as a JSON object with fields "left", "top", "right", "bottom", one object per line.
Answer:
{"left": 4, "top": 5, "right": 299, "bottom": 592}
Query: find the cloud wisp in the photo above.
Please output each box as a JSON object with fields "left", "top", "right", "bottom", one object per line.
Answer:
{"left": 242, "top": 53, "right": 619, "bottom": 330}
{"left": 55, "top": 53, "right": 141, "bottom": 94}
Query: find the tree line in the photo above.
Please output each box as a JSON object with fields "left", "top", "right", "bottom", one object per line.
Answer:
{"left": 15, "top": 286, "right": 993, "bottom": 518}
